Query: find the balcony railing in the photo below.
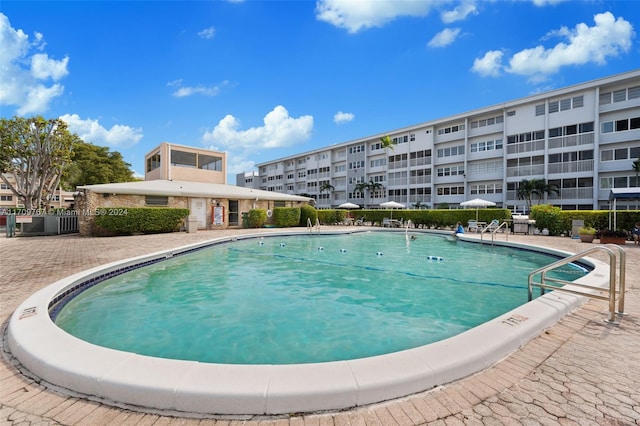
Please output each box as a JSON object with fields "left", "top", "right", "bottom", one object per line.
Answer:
{"left": 409, "top": 157, "right": 432, "bottom": 167}
{"left": 388, "top": 160, "right": 408, "bottom": 170}
{"left": 506, "top": 140, "right": 545, "bottom": 155}
{"left": 506, "top": 164, "right": 545, "bottom": 177}
{"left": 547, "top": 187, "right": 594, "bottom": 200}
{"left": 547, "top": 159, "right": 594, "bottom": 174}
{"left": 548, "top": 132, "right": 594, "bottom": 149}
{"left": 409, "top": 176, "right": 431, "bottom": 185}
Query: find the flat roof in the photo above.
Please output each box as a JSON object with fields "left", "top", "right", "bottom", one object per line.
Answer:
{"left": 78, "top": 180, "right": 312, "bottom": 202}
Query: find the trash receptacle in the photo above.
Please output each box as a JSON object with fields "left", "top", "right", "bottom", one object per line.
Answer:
{"left": 187, "top": 215, "right": 198, "bottom": 233}
{"left": 242, "top": 212, "right": 249, "bottom": 228}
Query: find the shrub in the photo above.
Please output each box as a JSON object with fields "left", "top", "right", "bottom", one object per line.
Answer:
{"left": 94, "top": 207, "right": 189, "bottom": 235}
{"left": 247, "top": 209, "right": 267, "bottom": 228}
{"left": 317, "top": 209, "right": 346, "bottom": 224}
{"left": 273, "top": 207, "right": 300, "bottom": 227}
{"left": 530, "top": 204, "right": 563, "bottom": 235}
{"left": 299, "top": 204, "right": 318, "bottom": 226}
{"left": 578, "top": 226, "right": 596, "bottom": 235}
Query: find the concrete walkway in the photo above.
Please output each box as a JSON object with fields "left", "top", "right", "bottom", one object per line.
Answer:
{"left": 1, "top": 228, "right": 638, "bottom": 425}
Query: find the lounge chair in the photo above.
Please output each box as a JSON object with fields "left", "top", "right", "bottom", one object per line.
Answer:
{"left": 382, "top": 218, "right": 391, "bottom": 227}
{"left": 354, "top": 216, "right": 365, "bottom": 226}
{"left": 468, "top": 220, "right": 479, "bottom": 232}
{"left": 486, "top": 219, "right": 500, "bottom": 232}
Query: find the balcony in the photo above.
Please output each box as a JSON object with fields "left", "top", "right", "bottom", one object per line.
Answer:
{"left": 388, "top": 160, "right": 408, "bottom": 170}
{"left": 548, "top": 187, "right": 594, "bottom": 200}
{"left": 506, "top": 164, "right": 545, "bottom": 177}
{"left": 548, "top": 132, "right": 594, "bottom": 150}
{"left": 409, "top": 157, "right": 432, "bottom": 167}
{"left": 547, "top": 159, "right": 594, "bottom": 175}
{"left": 409, "top": 176, "right": 431, "bottom": 185}
{"left": 506, "top": 140, "right": 545, "bottom": 155}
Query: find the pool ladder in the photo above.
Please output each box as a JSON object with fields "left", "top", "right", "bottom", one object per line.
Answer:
{"left": 527, "top": 244, "right": 626, "bottom": 324}
{"left": 479, "top": 221, "right": 510, "bottom": 245}
{"left": 307, "top": 218, "right": 320, "bottom": 234}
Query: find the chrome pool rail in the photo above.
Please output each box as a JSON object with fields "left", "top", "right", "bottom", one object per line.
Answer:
{"left": 527, "top": 244, "right": 626, "bottom": 324}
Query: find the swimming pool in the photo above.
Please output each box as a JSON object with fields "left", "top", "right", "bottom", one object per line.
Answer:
{"left": 52, "top": 232, "right": 586, "bottom": 365}
{"left": 8, "top": 229, "right": 608, "bottom": 415}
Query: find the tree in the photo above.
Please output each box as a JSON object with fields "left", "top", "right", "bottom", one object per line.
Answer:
{"left": 63, "top": 140, "right": 136, "bottom": 190}
{"left": 633, "top": 157, "right": 640, "bottom": 187}
{"left": 517, "top": 179, "right": 559, "bottom": 212}
{"left": 318, "top": 182, "right": 334, "bottom": 205}
{"left": 0, "top": 116, "right": 75, "bottom": 210}
{"left": 354, "top": 181, "right": 369, "bottom": 208}
{"left": 354, "top": 180, "right": 383, "bottom": 208}
{"left": 380, "top": 135, "right": 394, "bottom": 151}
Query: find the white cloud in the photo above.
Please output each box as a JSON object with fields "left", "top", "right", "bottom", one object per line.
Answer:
{"left": 506, "top": 12, "right": 634, "bottom": 80}
{"left": 203, "top": 105, "right": 313, "bottom": 150}
{"left": 59, "top": 114, "right": 143, "bottom": 147}
{"left": 203, "top": 106, "right": 313, "bottom": 181}
{"left": 441, "top": 1, "right": 477, "bottom": 24}
{"left": 472, "top": 12, "right": 635, "bottom": 81}
{"left": 428, "top": 28, "right": 461, "bottom": 48}
{"left": 0, "top": 13, "right": 69, "bottom": 114}
{"left": 170, "top": 79, "right": 228, "bottom": 97}
{"left": 198, "top": 27, "right": 216, "bottom": 40}
{"left": 471, "top": 50, "right": 503, "bottom": 77}
{"left": 30, "top": 53, "right": 69, "bottom": 80}
{"left": 315, "top": 0, "right": 435, "bottom": 33}
{"left": 334, "top": 111, "right": 354, "bottom": 124}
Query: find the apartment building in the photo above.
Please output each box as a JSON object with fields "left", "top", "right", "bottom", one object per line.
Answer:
{"left": 240, "top": 70, "right": 640, "bottom": 213}
{"left": 0, "top": 174, "right": 76, "bottom": 210}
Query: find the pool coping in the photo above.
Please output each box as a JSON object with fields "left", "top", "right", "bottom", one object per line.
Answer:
{"left": 6, "top": 229, "right": 610, "bottom": 415}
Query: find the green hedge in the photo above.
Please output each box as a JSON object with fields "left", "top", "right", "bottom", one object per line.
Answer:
{"left": 299, "top": 204, "right": 318, "bottom": 226}
{"left": 247, "top": 209, "right": 267, "bottom": 228}
{"left": 94, "top": 207, "right": 189, "bottom": 235}
{"left": 530, "top": 206, "right": 639, "bottom": 235}
{"left": 318, "top": 209, "right": 347, "bottom": 224}
{"left": 273, "top": 207, "right": 301, "bottom": 227}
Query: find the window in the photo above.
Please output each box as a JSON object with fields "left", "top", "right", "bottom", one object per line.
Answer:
{"left": 0, "top": 195, "right": 13, "bottom": 201}
{"left": 171, "top": 150, "right": 196, "bottom": 168}
{"left": 535, "top": 104, "right": 545, "bottom": 116}
{"left": 198, "top": 154, "right": 222, "bottom": 171}
{"left": 600, "top": 92, "right": 612, "bottom": 105}
{"left": 572, "top": 96, "right": 583, "bottom": 108}
{"left": 560, "top": 99, "right": 571, "bottom": 111}
{"left": 601, "top": 121, "right": 614, "bottom": 133}
{"left": 145, "top": 196, "right": 168, "bottom": 206}
{"left": 616, "top": 119, "right": 629, "bottom": 132}
{"left": 548, "top": 101, "right": 559, "bottom": 113}
{"left": 370, "top": 158, "right": 386, "bottom": 168}
{"left": 629, "top": 86, "right": 640, "bottom": 100}
{"left": 613, "top": 89, "right": 626, "bottom": 103}
{"left": 146, "top": 153, "right": 161, "bottom": 172}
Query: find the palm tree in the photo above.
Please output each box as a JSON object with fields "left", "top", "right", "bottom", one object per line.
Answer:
{"left": 380, "top": 135, "right": 394, "bottom": 151}
{"left": 367, "top": 180, "right": 383, "bottom": 204}
{"left": 517, "top": 179, "right": 560, "bottom": 212}
{"left": 354, "top": 181, "right": 369, "bottom": 208}
{"left": 319, "top": 183, "right": 334, "bottom": 206}
{"left": 633, "top": 157, "right": 640, "bottom": 187}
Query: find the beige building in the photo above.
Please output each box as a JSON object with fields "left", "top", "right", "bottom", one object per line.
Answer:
{"left": 75, "top": 180, "right": 311, "bottom": 236}
{"left": 145, "top": 142, "right": 227, "bottom": 184}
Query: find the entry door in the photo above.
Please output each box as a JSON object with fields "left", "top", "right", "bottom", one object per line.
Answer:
{"left": 190, "top": 198, "right": 207, "bottom": 229}
{"left": 228, "top": 200, "right": 239, "bottom": 226}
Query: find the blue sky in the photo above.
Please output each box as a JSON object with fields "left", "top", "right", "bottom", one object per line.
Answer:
{"left": 1, "top": 1, "right": 638, "bottom": 183}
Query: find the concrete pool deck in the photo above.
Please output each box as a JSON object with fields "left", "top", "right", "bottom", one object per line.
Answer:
{"left": 1, "top": 228, "right": 639, "bottom": 425}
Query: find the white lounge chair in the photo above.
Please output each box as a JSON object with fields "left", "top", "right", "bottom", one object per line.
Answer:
{"left": 468, "top": 220, "right": 479, "bottom": 232}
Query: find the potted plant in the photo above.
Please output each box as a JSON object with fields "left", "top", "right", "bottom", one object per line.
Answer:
{"left": 597, "top": 229, "right": 628, "bottom": 245}
{"left": 578, "top": 226, "right": 596, "bottom": 243}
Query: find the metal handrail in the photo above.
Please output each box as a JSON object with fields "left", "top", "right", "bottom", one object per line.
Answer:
{"left": 479, "top": 220, "right": 509, "bottom": 245}
{"left": 527, "top": 244, "right": 626, "bottom": 324}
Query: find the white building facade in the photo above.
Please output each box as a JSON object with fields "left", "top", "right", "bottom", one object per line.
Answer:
{"left": 245, "top": 70, "right": 640, "bottom": 213}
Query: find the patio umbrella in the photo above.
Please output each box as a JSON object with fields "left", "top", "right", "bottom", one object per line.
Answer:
{"left": 338, "top": 202, "right": 360, "bottom": 219}
{"left": 460, "top": 198, "right": 496, "bottom": 220}
{"left": 380, "top": 201, "right": 405, "bottom": 219}
{"left": 338, "top": 202, "right": 360, "bottom": 209}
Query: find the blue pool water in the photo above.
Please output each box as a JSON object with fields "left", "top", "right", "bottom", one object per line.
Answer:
{"left": 54, "top": 232, "right": 586, "bottom": 364}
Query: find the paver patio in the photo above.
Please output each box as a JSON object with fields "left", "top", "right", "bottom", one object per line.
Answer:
{"left": 1, "top": 228, "right": 638, "bottom": 425}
